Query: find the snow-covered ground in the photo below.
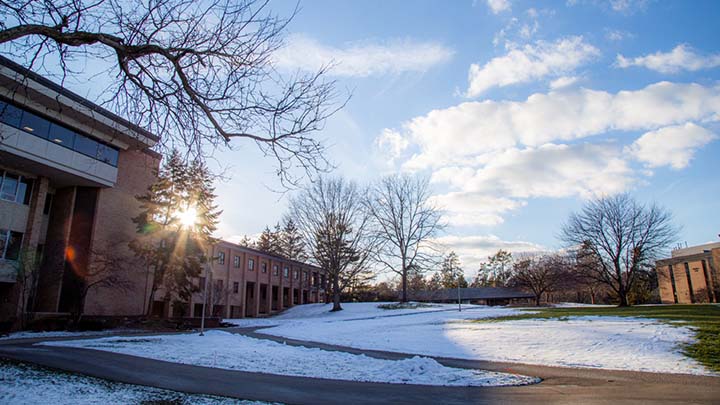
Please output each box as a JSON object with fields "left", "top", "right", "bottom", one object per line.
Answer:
{"left": 0, "top": 329, "right": 140, "bottom": 341}
{"left": 0, "top": 360, "right": 266, "bottom": 405}
{"left": 41, "top": 330, "right": 538, "bottom": 387}
{"left": 229, "top": 302, "right": 711, "bottom": 375}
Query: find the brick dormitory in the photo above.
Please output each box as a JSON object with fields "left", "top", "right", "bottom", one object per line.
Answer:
{"left": 0, "top": 56, "right": 326, "bottom": 330}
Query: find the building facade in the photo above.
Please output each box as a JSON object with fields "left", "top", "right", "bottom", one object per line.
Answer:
{"left": 655, "top": 242, "right": 720, "bottom": 304}
{"left": 153, "top": 242, "right": 327, "bottom": 319}
{"left": 0, "top": 57, "right": 325, "bottom": 329}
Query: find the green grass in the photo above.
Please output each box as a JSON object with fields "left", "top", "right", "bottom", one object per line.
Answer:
{"left": 475, "top": 304, "right": 720, "bottom": 372}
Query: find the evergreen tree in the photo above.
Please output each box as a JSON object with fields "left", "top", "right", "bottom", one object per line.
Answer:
{"left": 427, "top": 272, "right": 443, "bottom": 290}
{"left": 280, "top": 218, "right": 306, "bottom": 261}
{"left": 256, "top": 226, "right": 275, "bottom": 253}
{"left": 238, "top": 235, "right": 255, "bottom": 248}
{"left": 440, "top": 251, "right": 466, "bottom": 289}
{"left": 130, "top": 150, "right": 220, "bottom": 316}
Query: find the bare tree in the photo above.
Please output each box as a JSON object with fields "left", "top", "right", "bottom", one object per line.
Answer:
{"left": 0, "top": 0, "right": 342, "bottom": 185}
{"left": 561, "top": 193, "right": 677, "bottom": 307}
{"left": 288, "top": 177, "right": 376, "bottom": 311}
{"left": 366, "top": 174, "right": 442, "bottom": 302}
{"left": 510, "top": 254, "right": 567, "bottom": 306}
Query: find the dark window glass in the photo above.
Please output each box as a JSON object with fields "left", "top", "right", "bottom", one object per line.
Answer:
{"left": 4, "top": 231, "right": 23, "bottom": 260}
{"left": 273, "top": 265, "right": 279, "bottom": 276}
{"left": 217, "top": 251, "right": 225, "bottom": 264}
{"left": 20, "top": 110, "right": 50, "bottom": 139}
{"left": 248, "top": 259, "right": 255, "bottom": 271}
{"left": 261, "top": 262, "right": 267, "bottom": 273}
{"left": 48, "top": 123, "right": 75, "bottom": 147}
{"left": 283, "top": 267, "right": 289, "bottom": 278}
{"left": 43, "top": 193, "right": 53, "bottom": 215}
{"left": 199, "top": 277, "right": 206, "bottom": 288}
{"left": 0, "top": 230, "right": 6, "bottom": 258}
{"left": 233, "top": 282, "right": 239, "bottom": 293}
{"left": 18, "top": 177, "right": 32, "bottom": 205}
{"left": 97, "top": 144, "right": 119, "bottom": 166}
{"left": 1, "top": 173, "right": 19, "bottom": 201}
{"left": 74, "top": 134, "right": 99, "bottom": 158}
{"left": 0, "top": 100, "right": 23, "bottom": 127}
{"left": 233, "top": 255, "right": 240, "bottom": 268}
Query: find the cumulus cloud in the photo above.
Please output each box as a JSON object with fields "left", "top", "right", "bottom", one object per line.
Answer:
{"left": 375, "top": 128, "right": 409, "bottom": 163}
{"left": 549, "top": 76, "right": 580, "bottom": 89}
{"left": 617, "top": 44, "right": 720, "bottom": 74}
{"left": 274, "top": 34, "right": 454, "bottom": 77}
{"left": 390, "top": 81, "right": 720, "bottom": 170}
{"left": 434, "top": 234, "right": 544, "bottom": 271}
{"left": 433, "top": 143, "right": 635, "bottom": 199}
{"left": 466, "top": 36, "right": 599, "bottom": 97}
{"left": 626, "top": 123, "right": 717, "bottom": 169}
{"left": 429, "top": 192, "right": 526, "bottom": 227}
{"left": 486, "top": 0, "right": 511, "bottom": 14}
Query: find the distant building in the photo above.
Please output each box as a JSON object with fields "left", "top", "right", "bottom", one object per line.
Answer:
{"left": 655, "top": 242, "right": 720, "bottom": 304}
{"left": 408, "top": 287, "right": 534, "bottom": 306}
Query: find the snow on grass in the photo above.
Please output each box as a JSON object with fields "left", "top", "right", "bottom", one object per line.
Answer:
{"left": 41, "top": 330, "right": 538, "bottom": 387}
{"left": 0, "top": 360, "right": 267, "bottom": 405}
{"left": 238, "top": 303, "right": 712, "bottom": 375}
{"left": 0, "top": 329, "right": 140, "bottom": 341}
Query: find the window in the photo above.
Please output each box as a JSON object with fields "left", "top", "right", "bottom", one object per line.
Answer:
{"left": 215, "top": 280, "right": 223, "bottom": 290}
{"left": 198, "top": 277, "right": 206, "bottom": 288}
{"left": 283, "top": 266, "right": 289, "bottom": 278}
{"left": 0, "top": 98, "right": 120, "bottom": 167}
{"left": 248, "top": 258, "right": 255, "bottom": 271}
{"left": 0, "top": 171, "right": 33, "bottom": 205}
{"left": 217, "top": 251, "right": 225, "bottom": 265}
{"left": 0, "top": 230, "right": 19, "bottom": 260}
{"left": 233, "top": 255, "right": 240, "bottom": 268}
{"left": 20, "top": 110, "right": 51, "bottom": 139}
{"left": 273, "top": 265, "right": 279, "bottom": 276}
{"left": 0, "top": 100, "right": 22, "bottom": 127}
{"left": 261, "top": 262, "right": 267, "bottom": 273}
{"left": 293, "top": 270, "right": 298, "bottom": 279}
{"left": 303, "top": 271, "right": 308, "bottom": 281}
{"left": 49, "top": 123, "right": 75, "bottom": 147}
{"left": 233, "top": 282, "right": 239, "bottom": 294}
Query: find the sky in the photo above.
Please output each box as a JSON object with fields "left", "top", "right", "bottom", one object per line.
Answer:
{"left": 210, "top": 0, "right": 720, "bottom": 275}
{"left": 5, "top": 0, "right": 719, "bottom": 278}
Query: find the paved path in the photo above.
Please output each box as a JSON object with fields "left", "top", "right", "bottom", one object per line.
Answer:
{"left": 1, "top": 329, "right": 719, "bottom": 404}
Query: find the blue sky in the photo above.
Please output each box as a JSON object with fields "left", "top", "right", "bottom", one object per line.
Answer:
{"left": 211, "top": 0, "right": 720, "bottom": 273}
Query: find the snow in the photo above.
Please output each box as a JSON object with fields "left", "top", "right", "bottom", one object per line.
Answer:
{"left": 0, "top": 360, "right": 266, "bottom": 404}
{"left": 0, "top": 329, "right": 140, "bottom": 341}
{"left": 41, "top": 329, "right": 538, "bottom": 387}
{"left": 551, "top": 302, "right": 615, "bottom": 308}
{"left": 229, "top": 302, "right": 712, "bottom": 375}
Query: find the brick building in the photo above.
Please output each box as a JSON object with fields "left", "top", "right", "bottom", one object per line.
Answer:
{"left": 154, "top": 241, "right": 327, "bottom": 319}
{"left": 0, "top": 56, "right": 326, "bottom": 329}
{"left": 655, "top": 242, "right": 720, "bottom": 304}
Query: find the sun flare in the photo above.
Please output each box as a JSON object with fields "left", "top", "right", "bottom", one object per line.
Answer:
{"left": 176, "top": 206, "right": 198, "bottom": 228}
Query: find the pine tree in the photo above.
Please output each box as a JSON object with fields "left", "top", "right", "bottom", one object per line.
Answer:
{"left": 440, "top": 251, "right": 465, "bottom": 289}
{"left": 256, "top": 226, "right": 275, "bottom": 253}
{"left": 130, "top": 150, "right": 220, "bottom": 316}
{"left": 427, "top": 272, "right": 442, "bottom": 290}
{"left": 238, "top": 235, "right": 255, "bottom": 248}
{"left": 280, "top": 218, "right": 306, "bottom": 261}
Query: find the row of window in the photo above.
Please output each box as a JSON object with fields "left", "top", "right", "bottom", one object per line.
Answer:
{"left": 0, "top": 229, "right": 23, "bottom": 261}
{"left": 0, "top": 170, "right": 33, "bottom": 205}
{"left": 0, "top": 98, "right": 120, "bottom": 167}
{"left": 217, "top": 250, "right": 318, "bottom": 282}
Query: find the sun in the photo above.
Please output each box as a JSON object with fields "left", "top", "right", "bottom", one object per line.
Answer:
{"left": 176, "top": 205, "right": 198, "bottom": 228}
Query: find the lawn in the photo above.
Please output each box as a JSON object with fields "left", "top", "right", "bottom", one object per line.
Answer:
{"left": 480, "top": 305, "right": 720, "bottom": 372}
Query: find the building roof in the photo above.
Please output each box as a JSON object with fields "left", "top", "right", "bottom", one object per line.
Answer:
{"left": 671, "top": 242, "right": 720, "bottom": 258}
{"left": 408, "top": 287, "right": 534, "bottom": 302}
{"left": 0, "top": 55, "right": 160, "bottom": 145}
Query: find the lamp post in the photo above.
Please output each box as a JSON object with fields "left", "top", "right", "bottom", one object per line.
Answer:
{"left": 457, "top": 268, "right": 462, "bottom": 312}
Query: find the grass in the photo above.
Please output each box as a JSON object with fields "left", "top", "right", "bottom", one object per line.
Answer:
{"left": 475, "top": 304, "right": 720, "bottom": 372}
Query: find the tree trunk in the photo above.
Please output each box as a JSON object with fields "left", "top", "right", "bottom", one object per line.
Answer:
{"left": 401, "top": 268, "right": 408, "bottom": 303}
{"left": 331, "top": 273, "right": 342, "bottom": 312}
{"left": 146, "top": 285, "right": 158, "bottom": 316}
{"left": 535, "top": 294, "right": 541, "bottom": 306}
{"left": 618, "top": 283, "right": 629, "bottom": 307}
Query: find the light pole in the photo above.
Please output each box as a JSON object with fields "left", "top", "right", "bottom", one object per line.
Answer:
{"left": 457, "top": 268, "right": 462, "bottom": 312}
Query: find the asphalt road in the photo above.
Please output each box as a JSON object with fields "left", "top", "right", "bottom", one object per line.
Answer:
{"left": 1, "top": 330, "right": 718, "bottom": 404}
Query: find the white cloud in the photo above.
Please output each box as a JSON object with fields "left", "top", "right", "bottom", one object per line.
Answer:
{"left": 390, "top": 81, "right": 720, "bottom": 170}
{"left": 549, "top": 76, "right": 580, "bottom": 89}
{"left": 626, "top": 123, "right": 717, "bottom": 169}
{"left": 274, "top": 34, "right": 454, "bottom": 77}
{"left": 486, "top": 0, "right": 511, "bottom": 14}
{"left": 429, "top": 192, "right": 526, "bottom": 227}
{"left": 466, "top": 36, "right": 599, "bottom": 97}
{"left": 432, "top": 143, "right": 635, "bottom": 199}
{"left": 605, "top": 29, "right": 633, "bottom": 41}
{"left": 434, "top": 234, "right": 544, "bottom": 271}
{"left": 375, "top": 128, "right": 409, "bottom": 163}
{"left": 617, "top": 44, "right": 720, "bottom": 74}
